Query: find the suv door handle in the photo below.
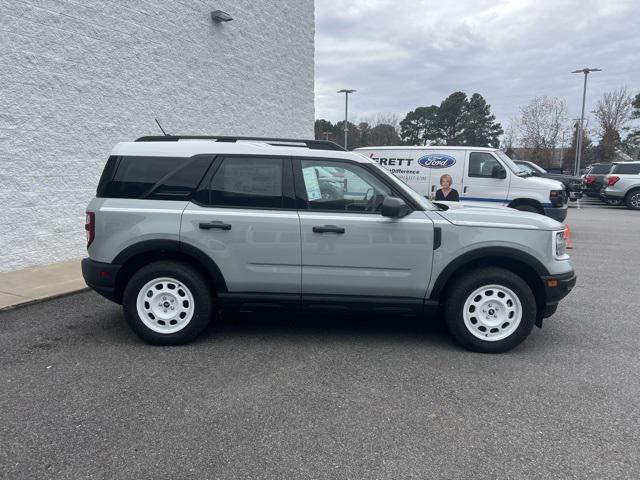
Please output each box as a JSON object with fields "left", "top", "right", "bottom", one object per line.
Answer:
{"left": 312, "top": 225, "right": 345, "bottom": 234}
{"left": 463, "top": 186, "right": 469, "bottom": 194}
{"left": 199, "top": 221, "right": 232, "bottom": 230}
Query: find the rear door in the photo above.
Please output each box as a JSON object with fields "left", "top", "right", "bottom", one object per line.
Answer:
{"left": 293, "top": 157, "right": 434, "bottom": 300}
{"left": 461, "top": 151, "right": 510, "bottom": 205}
{"left": 180, "top": 156, "right": 301, "bottom": 294}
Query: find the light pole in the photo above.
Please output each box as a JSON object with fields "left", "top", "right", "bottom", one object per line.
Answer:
{"left": 338, "top": 89, "right": 356, "bottom": 149}
{"left": 571, "top": 68, "right": 601, "bottom": 175}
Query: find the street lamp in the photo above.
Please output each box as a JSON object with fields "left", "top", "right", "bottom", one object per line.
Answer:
{"left": 571, "top": 68, "right": 601, "bottom": 175}
{"left": 338, "top": 89, "right": 356, "bottom": 149}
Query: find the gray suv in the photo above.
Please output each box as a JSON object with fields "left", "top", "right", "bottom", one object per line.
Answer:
{"left": 602, "top": 161, "right": 640, "bottom": 209}
{"left": 82, "top": 136, "right": 576, "bottom": 353}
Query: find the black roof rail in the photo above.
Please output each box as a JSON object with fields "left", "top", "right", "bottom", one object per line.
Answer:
{"left": 134, "top": 135, "right": 346, "bottom": 151}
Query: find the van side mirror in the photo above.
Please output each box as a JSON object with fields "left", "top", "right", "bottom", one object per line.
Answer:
{"left": 381, "top": 196, "right": 410, "bottom": 218}
{"left": 494, "top": 167, "right": 507, "bottom": 179}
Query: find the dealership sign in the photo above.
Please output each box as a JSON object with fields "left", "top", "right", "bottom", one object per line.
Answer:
{"left": 417, "top": 154, "right": 456, "bottom": 169}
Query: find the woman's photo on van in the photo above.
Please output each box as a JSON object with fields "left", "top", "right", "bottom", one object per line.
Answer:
{"left": 435, "top": 174, "right": 459, "bottom": 201}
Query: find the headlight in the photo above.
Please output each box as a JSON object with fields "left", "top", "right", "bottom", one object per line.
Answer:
{"left": 554, "top": 230, "right": 567, "bottom": 259}
{"left": 549, "top": 189, "right": 564, "bottom": 205}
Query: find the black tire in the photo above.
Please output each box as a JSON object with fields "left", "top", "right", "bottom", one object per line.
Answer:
{"left": 122, "top": 261, "right": 214, "bottom": 345}
{"left": 625, "top": 189, "right": 640, "bottom": 210}
{"left": 444, "top": 267, "right": 537, "bottom": 353}
{"left": 513, "top": 204, "right": 540, "bottom": 214}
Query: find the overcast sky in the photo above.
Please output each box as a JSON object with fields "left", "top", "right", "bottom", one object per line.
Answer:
{"left": 314, "top": 0, "right": 640, "bottom": 132}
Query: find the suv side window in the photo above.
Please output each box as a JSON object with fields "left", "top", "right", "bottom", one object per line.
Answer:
{"left": 99, "top": 156, "right": 213, "bottom": 200}
{"left": 297, "top": 159, "right": 392, "bottom": 213}
{"left": 612, "top": 164, "right": 640, "bottom": 175}
{"left": 209, "top": 157, "right": 283, "bottom": 208}
{"left": 469, "top": 152, "right": 502, "bottom": 178}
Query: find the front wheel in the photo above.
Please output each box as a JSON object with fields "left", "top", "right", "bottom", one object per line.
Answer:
{"left": 444, "top": 268, "right": 537, "bottom": 353}
{"left": 122, "top": 261, "right": 214, "bottom": 345}
{"left": 512, "top": 204, "right": 541, "bottom": 214}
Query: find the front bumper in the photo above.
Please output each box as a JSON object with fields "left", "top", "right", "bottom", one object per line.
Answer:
{"left": 81, "top": 258, "right": 121, "bottom": 303}
{"left": 544, "top": 205, "right": 568, "bottom": 222}
{"left": 540, "top": 270, "right": 576, "bottom": 318}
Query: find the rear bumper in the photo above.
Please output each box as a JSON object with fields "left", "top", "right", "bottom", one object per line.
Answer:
{"left": 544, "top": 205, "right": 568, "bottom": 222}
{"left": 81, "top": 258, "right": 121, "bottom": 303}
{"left": 541, "top": 270, "right": 576, "bottom": 318}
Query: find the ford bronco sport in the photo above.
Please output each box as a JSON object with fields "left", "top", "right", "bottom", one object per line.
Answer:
{"left": 82, "top": 136, "right": 576, "bottom": 353}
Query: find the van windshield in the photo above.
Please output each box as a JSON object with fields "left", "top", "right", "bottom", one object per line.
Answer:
{"left": 495, "top": 151, "right": 526, "bottom": 175}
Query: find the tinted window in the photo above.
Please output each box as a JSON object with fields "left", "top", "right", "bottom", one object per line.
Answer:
{"left": 100, "top": 156, "right": 212, "bottom": 200}
{"left": 299, "top": 160, "right": 392, "bottom": 213}
{"left": 589, "top": 164, "right": 612, "bottom": 174}
{"left": 209, "top": 157, "right": 283, "bottom": 208}
{"left": 469, "top": 152, "right": 503, "bottom": 178}
{"left": 612, "top": 164, "right": 640, "bottom": 175}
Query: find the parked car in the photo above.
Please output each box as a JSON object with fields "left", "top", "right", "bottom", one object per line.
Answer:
{"left": 602, "top": 161, "right": 640, "bottom": 210}
{"left": 355, "top": 146, "right": 568, "bottom": 221}
{"left": 583, "top": 163, "right": 613, "bottom": 198}
{"left": 82, "top": 135, "right": 575, "bottom": 353}
{"left": 513, "top": 160, "right": 583, "bottom": 201}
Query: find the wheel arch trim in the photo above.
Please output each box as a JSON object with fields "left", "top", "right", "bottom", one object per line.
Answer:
{"left": 429, "top": 247, "right": 549, "bottom": 301}
{"left": 112, "top": 239, "right": 228, "bottom": 294}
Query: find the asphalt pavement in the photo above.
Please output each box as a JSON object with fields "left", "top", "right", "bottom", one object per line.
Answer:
{"left": 1, "top": 203, "right": 639, "bottom": 479}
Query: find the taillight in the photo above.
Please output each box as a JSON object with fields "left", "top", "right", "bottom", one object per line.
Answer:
{"left": 585, "top": 175, "right": 596, "bottom": 185}
{"left": 607, "top": 176, "right": 620, "bottom": 186}
{"left": 85, "top": 212, "right": 95, "bottom": 248}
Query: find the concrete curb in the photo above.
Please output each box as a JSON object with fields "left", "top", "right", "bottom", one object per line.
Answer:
{"left": 0, "top": 287, "right": 91, "bottom": 312}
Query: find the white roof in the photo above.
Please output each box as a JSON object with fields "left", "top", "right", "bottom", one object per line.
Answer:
{"left": 110, "top": 139, "right": 371, "bottom": 163}
{"left": 355, "top": 145, "right": 498, "bottom": 152}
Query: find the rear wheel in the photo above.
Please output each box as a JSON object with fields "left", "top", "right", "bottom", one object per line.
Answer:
{"left": 625, "top": 189, "right": 640, "bottom": 210}
{"left": 444, "top": 268, "right": 537, "bottom": 353}
{"left": 122, "top": 261, "right": 214, "bottom": 345}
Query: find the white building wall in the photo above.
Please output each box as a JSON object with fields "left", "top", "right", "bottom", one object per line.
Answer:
{"left": 0, "top": 0, "right": 314, "bottom": 272}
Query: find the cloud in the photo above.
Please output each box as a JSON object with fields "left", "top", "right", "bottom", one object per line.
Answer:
{"left": 315, "top": 0, "right": 640, "bottom": 132}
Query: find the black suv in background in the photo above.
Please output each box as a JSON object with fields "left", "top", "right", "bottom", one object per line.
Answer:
{"left": 514, "top": 160, "right": 583, "bottom": 201}
{"left": 583, "top": 163, "right": 613, "bottom": 198}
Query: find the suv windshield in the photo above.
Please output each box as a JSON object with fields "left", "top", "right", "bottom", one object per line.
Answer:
{"left": 495, "top": 151, "right": 526, "bottom": 174}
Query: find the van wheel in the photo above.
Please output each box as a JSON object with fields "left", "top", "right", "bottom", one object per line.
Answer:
{"left": 625, "top": 189, "right": 640, "bottom": 210}
{"left": 122, "top": 261, "right": 213, "bottom": 345}
{"left": 444, "top": 268, "right": 536, "bottom": 353}
{"left": 513, "top": 204, "right": 540, "bottom": 214}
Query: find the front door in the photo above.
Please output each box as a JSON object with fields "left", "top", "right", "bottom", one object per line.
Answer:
{"left": 294, "top": 158, "right": 434, "bottom": 300}
{"left": 462, "top": 151, "right": 510, "bottom": 206}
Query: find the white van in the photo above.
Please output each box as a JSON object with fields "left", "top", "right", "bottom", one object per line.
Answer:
{"left": 355, "top": 146, "right": 568, "bottom": 222}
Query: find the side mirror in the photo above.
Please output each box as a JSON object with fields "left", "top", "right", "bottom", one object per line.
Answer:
{"left": 495, "top": 168, "right": 507, "bottom": 179}
{"left": 381, "top": 196, "right": 410, "bottom": 218}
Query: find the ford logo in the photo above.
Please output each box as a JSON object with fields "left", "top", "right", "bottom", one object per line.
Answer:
{"left": 417, "top": 154, "right": 456, "bottom": 169}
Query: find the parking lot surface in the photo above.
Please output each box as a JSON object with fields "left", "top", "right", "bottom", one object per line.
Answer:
{"left": 1, "top": 204, "right": 639, "bottom": 479}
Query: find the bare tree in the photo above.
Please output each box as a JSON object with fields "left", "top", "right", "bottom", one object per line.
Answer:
{"left": 516, "top": 96, "right": 570, "bottom": 168}
{"left": 592, "top": 87, "right": 634, "bottom": 161}
{"left": 501, "top": 120, "right": 518, "bottom": 157}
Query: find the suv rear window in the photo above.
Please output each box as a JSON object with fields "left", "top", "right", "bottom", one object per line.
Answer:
{"left": 612, "top": 164, "right": 640, "bottom": 175}
{"left": 589, "top": 164, "right": 613, "bottom": 174}
{"left": 98, "top": 156, "right": 212, "bottom": 200}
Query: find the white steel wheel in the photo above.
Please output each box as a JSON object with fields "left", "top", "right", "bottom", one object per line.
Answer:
{"left": 462, "top": 284, "right": 522, "bottom": 342}
{"left": 136, "top": 277, "right": 195, "bottom": 334}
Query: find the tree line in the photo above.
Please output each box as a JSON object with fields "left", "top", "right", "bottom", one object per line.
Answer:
{"left": 315, "top": 92, "right": 503, "bottom": 150}
{"left": 503, "top": 88, "right": 640, "bottom": 169}
{"left": 316, "top": 89, "right": 640, "bottom": 167}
